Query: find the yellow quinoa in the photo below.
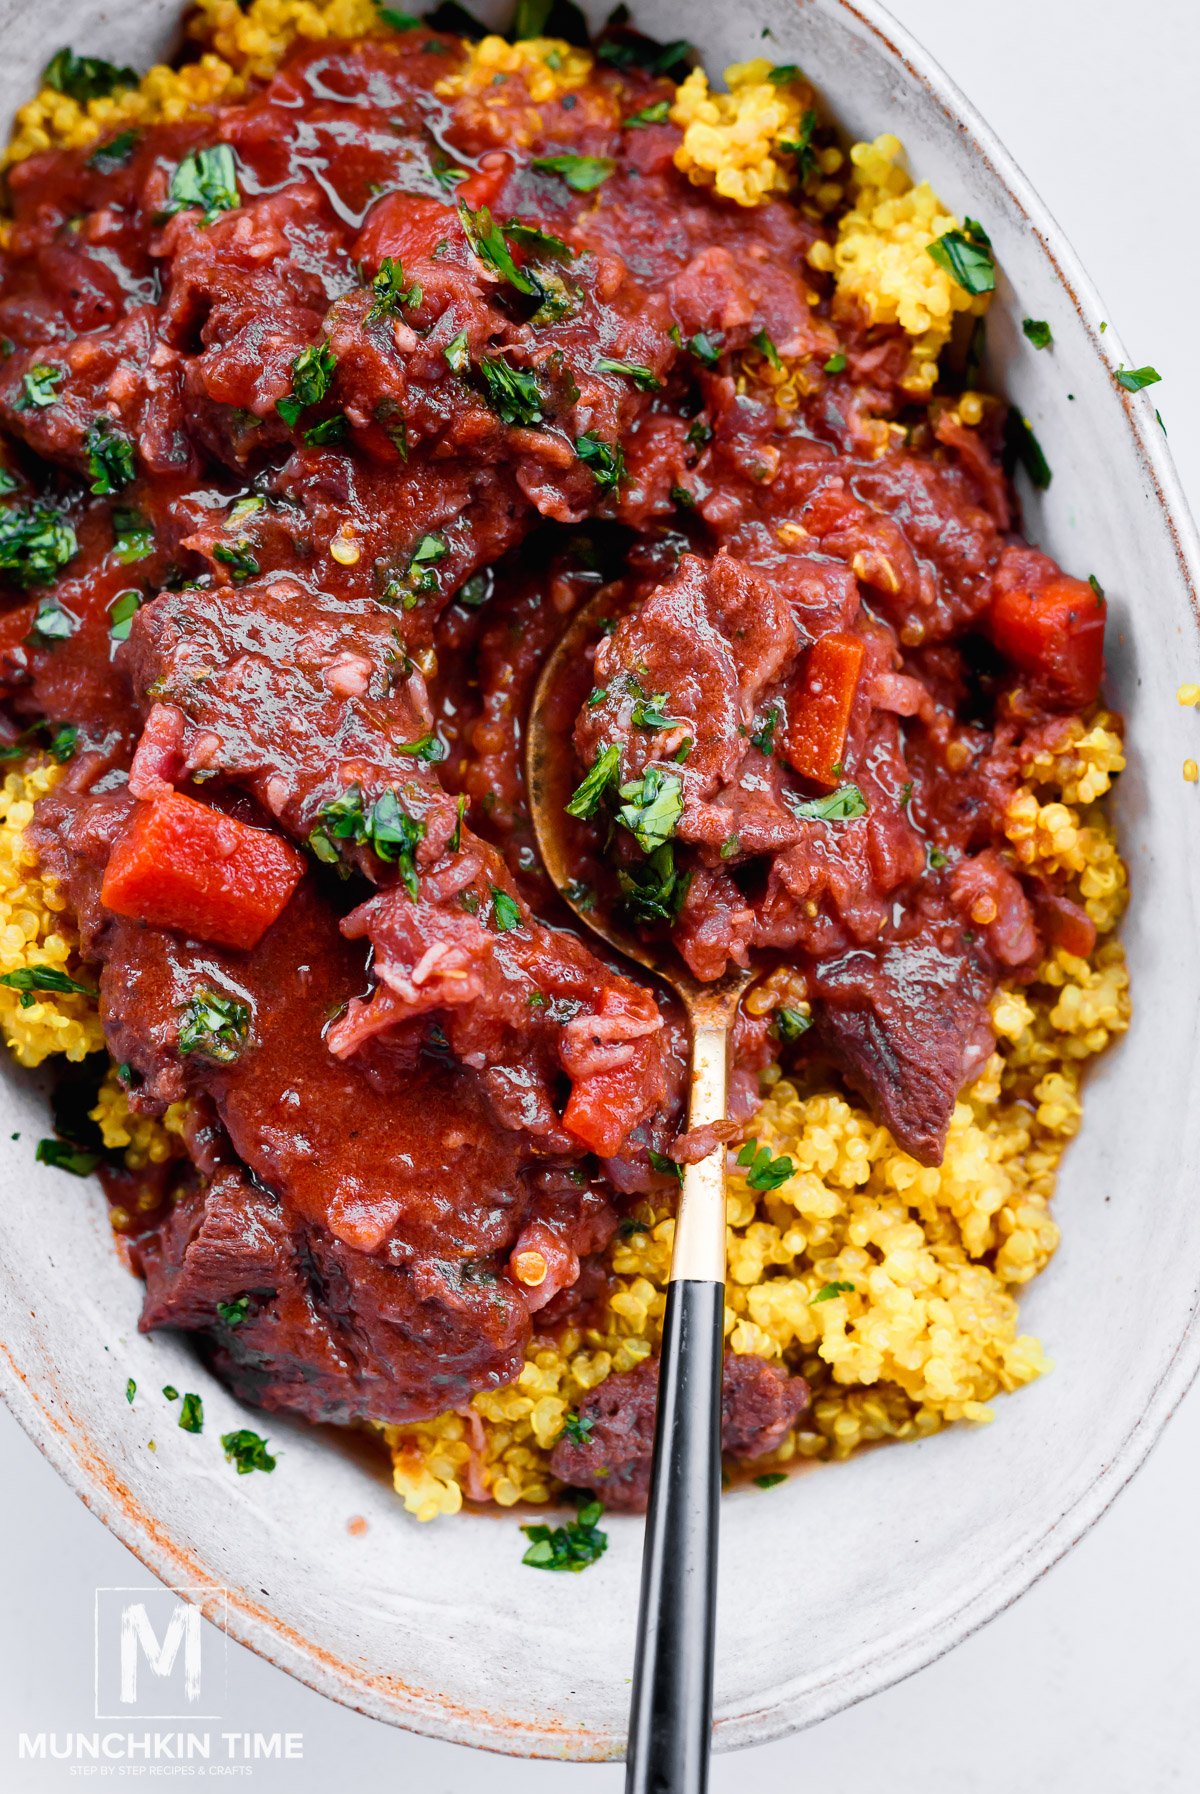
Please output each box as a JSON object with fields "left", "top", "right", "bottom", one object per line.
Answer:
{"left": 670, "top": 60, "right": 821, "bottom": 209}
{"left": 90, "top": 1065, "right": 190, "bottom": 1172}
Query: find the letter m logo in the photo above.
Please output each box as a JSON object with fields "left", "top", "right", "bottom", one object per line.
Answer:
{"left": 95, "top": 1586, "right": 228, "bottom": 1719}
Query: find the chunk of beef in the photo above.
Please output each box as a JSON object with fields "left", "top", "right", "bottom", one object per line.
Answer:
{"left": 548, "top": 1351, "right": 811, "bottom": 1511}
{"left": 810, "top": 922, "right": 996, "bottom": 1164}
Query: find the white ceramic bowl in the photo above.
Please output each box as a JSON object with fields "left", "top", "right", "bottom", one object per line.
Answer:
{"left": 1, "top": 0, "right": 1197, "bottom": 1762}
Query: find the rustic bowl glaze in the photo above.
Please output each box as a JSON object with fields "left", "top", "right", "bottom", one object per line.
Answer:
{"left": 1, "top": 0, "right": 1196, "bottom": 1761}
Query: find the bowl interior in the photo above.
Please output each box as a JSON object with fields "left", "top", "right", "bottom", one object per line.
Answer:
{"left": 1, "top": 0, "right": 1198, "bottom": 1760}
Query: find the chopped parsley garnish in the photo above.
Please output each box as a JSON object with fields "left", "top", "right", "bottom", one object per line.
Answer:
{"left": 616, "top": 764, "right": 683, "bottom": 852}
{"left": 163, "top": 1386, "right": 179, "bottom": 1401}
{"left": 774, "top": 1006, "right": 811, "bottom": 1043}
{"left": 811, "top": 1280, "right": 855, "bottom": 1303}
{"left": 625, "top": 99, "right": 670, "bottom": 127}
{"left": 0, "top": 720, "right": 78, "bottom": 764}
{"left": 1022, "top": 318, "right": 1052, "bottom": 350}
{"left": 531, "top": 154, "right": 615, "bottom": 193}
{"left": 112, "top": 508, "right": 154, "bottom": 564}
{"left": 480, "top": 356, "right": 544, "bottom": 426}
{"left": 1088, "top": 573, "right": 1105, "bottom": 599}
{"left": 750, "top": 707, "right": 779, "bottom": 755}
{"left": 29, "top": 599, "right": 77, "bottom": 646}
{"left": 0, "top": 965, "right": 96, "bottom": 1007}
{"left": 618, "top": 842, "right": 690, "bottom": 923}
{"left": 504, "top": 221, "right": 573, "bottom": 262}
{"left": 457, "top": 201, "right": 540, "bottom": 296}
{"left": 365, "top": 256, "right": 422, "bottom": 322}
{"left": 618, "top": 1216, "right": 650, "bottom": 1236}
{"left": 396, "top": 731, "right": 447, "bottom": 763}
{"left": 786, "top": 783, "right": 867, "bottom": 821}
{"left": 163, "top": 144, "right": 240, "bottom": 226}
{"left": 0, "top": 502, "right": 77, "bottom": 587}
{"left": 683, "top": 330, "right": 721, "bottom": 369}
{"left": 17, "top": 364, "right": 62, "bottom": 411}
{"left": 490, "top": 887, "right": 522, "bottom": 932}
{"left": 753, "top": 329, "right": 782, "bottom": 370}
{"left": 927, "top": 845, "right": 949, "bottom": 871}
{"left": 178, "top": 1392, "right": 204, "bottom": 1434}
{"left": 178, "top": 988, "right": 251, "bottom": 1062}
{"left": 309, "top": 784, "right": 425, "bottom": 895}
{"left": 736, "top": 1139, "right": 794, "bottom": 1191}
{"left": 213, "top": 539, "right": 259, "bottom": 584}
{"left": 596, "top": 29, "right": 693, "bottom": 79}
{"left": 575, "top": 431, "right": 625, "bottom": 492}
{"left": 558, "top": 1411, "right": 594, "bottom": 1446}
{"left": 221, "top": 1429, "right": 276, "bottom": 1475}
{"left": 779, "top": 107, "right": 818, "bottom": 179}
{"left": 385, "top": 532, "right": 448, "bottom": 607}
{"left": 217, "top": 1296, "right": 250, "bottom": 1327}
{"left": 126, "top": 1378, "right": 137, "bottom": 1404}
{"left": 685, "top": 416, "right": 713, "bottom": 451}
{"left": 521, "top": 1499, "right": 607, "bottom": 1572}
{"left": 631, "top": 690, "right": 674, "bottom": 730}
{"left": 375, "top": 3, "right": 420, "bottom": 27}
{"left": 36, "top": 1137, "right": 102, "bottom": 1176}
{"left": 85, "top": 418, "right": 135, "bottom": 494}
{"left": 1115, "top": 364, "right": 1161, "bottom": 393}
{"left": 444, "top": 330, "right": 470, "bottom": 374}
{"left": 108, "top": 589, "right": 142, "bottom": 642}
{"left": 767, "top": 63, "right": 802, "bottom": 85}
{"left": 565, "top": 742, "right": 620, "bottom": 819}
{"left": 565, "top": 877, "right": 595, "bottom": 911}
{"left": 278, "top": 340, "right": 337, "bottom": 428}
{"left": 754, "top": 1472, "right": 787, "bottom": 1488}
{"left": 303, "top": 413, "right": 347, "bottom": 447}
{"left": 647, "top": 1148, "right": 682, "bottom": 1183}
{"left": 43, "top": 48, "right": 136, "bottom": 103}
{"left": 595, "top": 356, "right": 661, "bottom": 390}
{"left": 87, "top": 128, "right": 139, "bottom": 172}
{"left": 824, "top": 351, "right": 847, "bottom": 374}
{"left": 926, "top": 221, "right": 995, "bottom": 296}
{"left": 1003, "top": 408, "right": 1052, "bottom": 491}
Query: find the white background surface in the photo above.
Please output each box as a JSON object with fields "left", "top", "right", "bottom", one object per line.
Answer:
{"left": 3, "top": 0, "right": 1198, "bottom": 1788}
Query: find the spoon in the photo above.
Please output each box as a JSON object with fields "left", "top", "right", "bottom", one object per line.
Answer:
{"left": 527, "top": 590, "right": 751, "bottom": 1794}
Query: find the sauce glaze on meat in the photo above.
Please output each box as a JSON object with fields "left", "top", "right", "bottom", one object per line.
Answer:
{"left": 0, "top": 23, "right": 1108, "bottom": 1452}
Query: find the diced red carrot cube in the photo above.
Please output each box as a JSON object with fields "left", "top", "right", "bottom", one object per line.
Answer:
{"left": 101, "top": 790, "right": 305, "bottom": 950}
{"left": 989, "top": 575, "right": 1105, "bottom": 707}
{"left": 781, "top": 632, "right": 865, "bottom": 787}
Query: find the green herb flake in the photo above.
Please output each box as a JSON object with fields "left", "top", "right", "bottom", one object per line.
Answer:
{"left": 0, "top": 501, "right": 76, "bottom": 589}
{"left": 927, "top": 845, "right": 949, "bottom": 871}
{"left": 303, "top": 413, "right": 347, "bottom": 447}
{"left": 926, "top": 223, "right": 995, "bottom": 296}
{"left": 595, "top": 356, "right": 661, "bottom": 391}
{"left": 1115, "top": 364, "right": 1161, "bottom": 393}
{"left": 823, "top": 351, "right": 847, "bottom": 374}
{"left": 558, "top": 1411, "right": 594, "bottom": 1446}
{"left": 17, "top": 364, "right": 63, "bottom": 411}
{"left": 685, "top": 331, "right": 721, "bottom": 369}
{"left": 87, "top": 127, "right": 139, "bottom": 171}
{"left": 753, "top": 328, "right": 782, "bottom": 370}
{"left": 375, "top": 3, "right": 420, "bottom": 26}
{"left": 164, "top": 144, "right": 240, "bottom": 226}
{"left": 396, "top": 731, "right": 447, "bottom": 763}
{"left": 767, "top": 63, "right": 802, "bottom": 85}
{"left": 0, "top": 965, "right": 96, "bottom": 1004}
{"left": 444, "top": 329, "right": 470, "bottom": 374}
{"left": 36, "top": 1137, "right": 102, "bottom": 1176}
{"left": 1088, "top": 573, "right": 1105, "bottom": 599}
{"left": 786, "top": 783, "right": 867, "bottom": 822}
{"left": 43, "top": 48, "right": 136, "bottom": 103}
{"left": 221, "top": 1428, "right": 276, "bottom": 1474}
{"left": 85, "top": 418, "right": 136, "bottom": 495}
{"left": 310, "top": 784, "right": 425, "bottom": 896}
{"left": 631, "top": 690, "right": 674, "bottom": 730}
{"left": 575, "top": 431, "right": 625, "bottom": 493}
{"left": 775, "top": 1006, "right": 811, "bottom": 1043}
{"left": 531, "top": 154, "right": 615, "bottom": 193}
{"left": 736, "top": 1138, "right": 794, "bottom": 1191}
{"left": 750, "top": 707, "right": 779, "bottom": 756}
{"left": 126, "top": 1378, "right": 137, "bottom": 1404}
{"left": 490, "top": 886, "right": 522, "bottom": 932}
{"left": 108, "top": 588, "right": 142, "bottom": 642}
{"left": 29, "top": 599, "right": 77, "bottom": 646}
{"left": 213, "top": 538, "right": 259, "bottom": 584}
{"left": 521, "top": 1500, "right": 607, "bottom": 1572}
{"left": 754, "top": 1472, "right": 787, "bottom": 1488}
{"left": 1022, "top": 318, "right": 1052, "bottom": 350}
{"left": 457, "top": 200, "right": 540, "bottom": 296}
{"left": 1003, "top": 408, "right": 1052, "bottom": 491}
{"left": 615, "top": 764, "right": 683, "bottom": 852}
{"left": 480, "top": 355, "right": 543, "bottom": 426}
{"left": 646, "top": 1148, "right": 682, "bottom": 1183}
{"left": 178, "top": 1392, "right": 204, "bottom": 1434}
{"left": 178, "top": 988, "right": 251, "bottom": 1062}
{"left": 504, "top": 221, "right": 573, "bottom": 262}
{"left": 811, "top": 1279, "right": 855, "bottom": 1303}
{"left": 565, "top": 742, "right": 620, "bottom": 819}
{"left": 365, "top": 256, "right": 422, "bottom": 323}
{"left": 215, "top": 1294, "right": 250, "bottom": 1328}
{"left": 625, "top": 99, "right": 670, "bottom": 127}
{"left": 278, "top": 339, "right": 337, "bottom": 427}
{"left": 162, "top": 1385, "right": 179, "bottom": 1400}
{"left": 618, "top": 841, "right": 690, "bottom": 924}
{"left": 778, "top": 107, "right": 818, "bottom": 179}
{"left": 112, "top": 508, "right": 154, "bottom": 564}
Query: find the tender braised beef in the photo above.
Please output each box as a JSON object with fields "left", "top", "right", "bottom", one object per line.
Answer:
{"left": 0, "top": 24, "right": 1108, "bottom": 1463}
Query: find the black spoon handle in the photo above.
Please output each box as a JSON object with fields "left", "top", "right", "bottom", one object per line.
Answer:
{"left": 625, "top": 1275, "right": 724, "bottom": 1794}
